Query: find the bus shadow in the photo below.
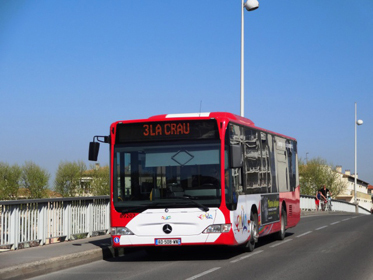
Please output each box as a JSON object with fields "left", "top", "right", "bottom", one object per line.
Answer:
{"left": 105, "top": 232, "right": 295, "bottom": 262}
{"left": 105, "top": 246, "right": 243, "bottom": 262}
{"left": 255, "top": 231, "right": 294, "bottom": 249}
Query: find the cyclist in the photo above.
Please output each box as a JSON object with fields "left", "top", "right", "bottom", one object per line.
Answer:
{"left": 319, "top": 185, "right": 331, "bottom": 211}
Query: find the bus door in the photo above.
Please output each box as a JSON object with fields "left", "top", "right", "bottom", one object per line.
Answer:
{"left": 275, "top": 137, "right": 289, "bottom": 193}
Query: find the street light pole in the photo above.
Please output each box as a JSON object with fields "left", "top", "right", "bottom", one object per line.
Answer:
{"left": 240, "top": 0, "right": 245, "bottom": 117}
{"left": 240, "top": 0, "right": 259, "bottom": 117}
{"left": 354, "top": 102, "right": 363, "bottom": 212}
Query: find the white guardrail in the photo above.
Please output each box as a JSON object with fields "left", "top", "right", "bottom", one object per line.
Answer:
{"left": 0, "top": 196, "right": 110, "bottom": 250}
{"left": 300, "top": 195, "right": 371, "bottom": 215}
{"left": 0, "top": 195, "right": 371, "bottom": 250}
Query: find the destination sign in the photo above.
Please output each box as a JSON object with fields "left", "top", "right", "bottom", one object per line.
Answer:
{"left": 115, "top": 120, "right": 219, "bottom": 143}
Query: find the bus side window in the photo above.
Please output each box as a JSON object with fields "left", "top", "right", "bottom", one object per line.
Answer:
{"left": 226, "top": 123, "right": 243, "bottom": 210}
{"left": 287, "top": 140, "right": 297, "bottom": 192}
{"left": 244, "top": 128, "right": 261, "bottom": 193}
{"left": 268, "top": 134, "right": 277, "bottom": 193}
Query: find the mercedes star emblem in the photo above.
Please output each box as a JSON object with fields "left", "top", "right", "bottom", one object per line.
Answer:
{"left": 163, "top": 224, "right": 172, "bottom": 234}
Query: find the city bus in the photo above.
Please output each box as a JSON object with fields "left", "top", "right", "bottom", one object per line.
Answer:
{"left": 88, "top": 112, "right": 300, "bottom": 252}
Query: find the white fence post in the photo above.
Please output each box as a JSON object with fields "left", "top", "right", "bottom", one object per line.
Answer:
{"left": 9, "top": 205, "right": 19, "bottom": 250}
{"left": 88, "top": 201, "right": 93, "bottom": 237}
{"left": 63, "top": 201, "right": 71, "bottom": 241}
{"left": 106, "top": 200, "right": 110, "bottom": 232}
{"left": 38, "top": 202, "right": 47, "bottom": 245}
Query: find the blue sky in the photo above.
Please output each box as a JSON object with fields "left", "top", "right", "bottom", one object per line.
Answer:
{"left": 1, "top": 0, "right": 372, "bottom": 187}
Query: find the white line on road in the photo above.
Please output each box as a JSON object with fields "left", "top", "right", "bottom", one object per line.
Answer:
{"left": 230, "top": 250, "right": 263, "bottom": 263}
{"left": 330, "top": 221, "right": 340, "bottom": 225}
{"left": 315, "top": 225, "right": 328, "bottom": 230}
{"left": 185, "top": 267, "right": 221, "bottom": 280}
{"left": 269, "top": 239, "right": 292, "bottom": 248}
{"left": 296, "top": 231, "right": 312, "bottom": 238}
{"left": 342, "top": 218, "right": 350, "bottom": 221}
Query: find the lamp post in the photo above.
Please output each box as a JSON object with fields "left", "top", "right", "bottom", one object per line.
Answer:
{"left": 240, "top": 0, "right": 259, "bottom": 117}
{"left": 354, "top": 102, "right": 363, "bottom": 213}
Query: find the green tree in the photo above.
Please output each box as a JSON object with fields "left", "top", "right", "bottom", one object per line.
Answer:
{"left": 21, "top": 161, "right": 50, "bottom": 198}
{"left": 0, "top": 162, "right": 22, "bottom": 200}
{"left": 55, "top": 161, "right": 87, "bottom": 197}
{"left": 299, "top": 157, "right": 346, "bottom": 197}
{"left": 89, "top": 164, "right": 110, "bottom": 196}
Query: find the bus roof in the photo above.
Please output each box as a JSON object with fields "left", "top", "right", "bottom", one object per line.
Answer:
{"left": 113, "top": 112, "right": 296, "bottom": 141}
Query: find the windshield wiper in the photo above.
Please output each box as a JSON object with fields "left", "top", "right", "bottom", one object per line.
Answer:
{"left": 120, "top": 199, "right": 209, "bottom": 214}
{"left": 172, "top": 196, "right": 209, "bottom": 212}
{"left": 120, "top": 202, "right": 165, "bottom": 214}
{"left": 120, "top": 202, "right": 180, "bottom": 214}
{"left": 120, "top": 205, "right": 149, "bottom": 214}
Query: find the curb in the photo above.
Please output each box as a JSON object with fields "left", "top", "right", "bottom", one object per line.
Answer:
{"left": 301, "top": 210, "right": 349, "bottom": 217}
{"left": 0, "top": 246, "right": 122, "bottom": 280}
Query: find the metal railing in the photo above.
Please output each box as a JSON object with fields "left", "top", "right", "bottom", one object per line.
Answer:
{"left": 300, "top": 195, "right": 371, "bottom": 215}
{"left": 1, "top": 195, "right": 370, "bottom": 250}
{"left": 0, "top": 196, "right": 110, "bottom": 250}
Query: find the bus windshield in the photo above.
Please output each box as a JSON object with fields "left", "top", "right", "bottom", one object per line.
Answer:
{"left": 113, "top": 141, "right": 222, "bottom": 213}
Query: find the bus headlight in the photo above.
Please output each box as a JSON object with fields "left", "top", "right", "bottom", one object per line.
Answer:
{"left": 203, "top": 224, "right": 231, "bottom": 233}
{"left": 111, "top": 227, "right": 134, "bottom": 235}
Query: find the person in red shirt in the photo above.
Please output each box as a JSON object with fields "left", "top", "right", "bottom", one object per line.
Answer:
{"left": 315, "top": 191, "right": 321, "bottom": 211}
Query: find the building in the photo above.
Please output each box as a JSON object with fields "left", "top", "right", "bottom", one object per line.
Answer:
{"left": 335, "top": 166, "right": 371, "bottom": 210}
{"left": 368, "top": 185, "right": 373, "bottom": 205}
{"left": 78, "top": 163, "right": 110, "bottom": 197}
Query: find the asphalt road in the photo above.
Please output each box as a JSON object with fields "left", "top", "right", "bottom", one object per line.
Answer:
{"left": 30, "top": 213, "right": 373, "bottom": 280}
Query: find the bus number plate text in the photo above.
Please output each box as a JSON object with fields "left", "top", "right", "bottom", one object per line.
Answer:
{"left": 155, "top": 238, "right": 181, "bottom": 245}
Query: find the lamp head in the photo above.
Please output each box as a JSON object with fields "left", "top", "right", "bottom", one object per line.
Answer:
{"left": 244, "top": 0, "right": 259, "bottom": 11}
{"left": 356, "top": 119, "right": 363, "bottom": 125}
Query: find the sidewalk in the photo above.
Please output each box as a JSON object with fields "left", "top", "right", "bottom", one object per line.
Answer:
{"left": 0, "top": 210, "right": 341, "bottom": 280}
{"left": 0, "top": 235, "right": 119, "bottom": 280}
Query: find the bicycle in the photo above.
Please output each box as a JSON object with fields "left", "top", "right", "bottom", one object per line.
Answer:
{"left": 320, "top": 199, "right": 327, "bottom": 211}
{"left": 326, "top": 197, "right": 332, "bottom": 211}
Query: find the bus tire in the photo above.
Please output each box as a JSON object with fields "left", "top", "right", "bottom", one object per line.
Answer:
{"left": 277, "top": 208, "right": 286, "bottom": 240}
{"left": 244, "top": 212, "right": 258, "bottom": 252}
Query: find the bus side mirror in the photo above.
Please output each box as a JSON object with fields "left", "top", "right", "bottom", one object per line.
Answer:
{"left": 89, "top": 142, "right": 100, "bottom": 161}
{"left": 230, "top": 144, "right": 243, "bottom": 168}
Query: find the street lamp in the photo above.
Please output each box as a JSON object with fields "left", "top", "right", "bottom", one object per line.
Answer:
{"left": 241, "top": 0, "right": 259, "bottom": 117}
{"left": 354, "top": 102, "right": 363, "bottom": 212}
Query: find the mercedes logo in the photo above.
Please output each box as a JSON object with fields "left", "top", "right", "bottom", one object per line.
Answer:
{"left": 163, "top": 224, "right": 172, "bottom": 234}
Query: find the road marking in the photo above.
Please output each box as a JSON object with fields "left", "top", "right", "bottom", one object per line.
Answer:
{"left": 315, "top": 226, "right": 327, "bottom": 230}
{"left": 185, "top": 267, "right": 221, "bottom": 280}
{"left": 296, "top": 231, "right": 312, "bottom": 238}
{"left": 330, "top": 221, "right": 340, "bottom": 225}
{"left": 230, "top": 250, "right": 263, "bottom": 263}
{"left": 342, "top": 218, "right": 350, "bottom": 221}
{"left": 269, "top": 239, "right": 292, "bottom": 248}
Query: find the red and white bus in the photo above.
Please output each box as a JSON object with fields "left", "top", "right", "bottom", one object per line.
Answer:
{"left": 89, "top": 112, "right": 300, "bottom": 252}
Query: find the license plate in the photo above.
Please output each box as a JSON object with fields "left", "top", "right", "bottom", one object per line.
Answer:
{"left": 155, "top": 238, "right": 181, "bottom": 245}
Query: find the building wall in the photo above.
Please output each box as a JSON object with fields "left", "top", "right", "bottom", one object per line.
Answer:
{"left": 335, "top": 168, "right": 371, "bottom": 210}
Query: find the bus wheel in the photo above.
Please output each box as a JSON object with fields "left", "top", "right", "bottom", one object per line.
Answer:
{"left": 277, "top": 208, "right": 286, "bottom": 240}
{"left": 244, "top": 212, "right": 258, "bottom": 252}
